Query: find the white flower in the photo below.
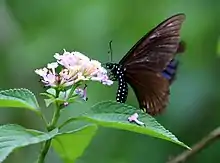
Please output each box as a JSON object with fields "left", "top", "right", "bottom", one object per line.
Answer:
{"left": 35, "top": 64, "right": 58, "bottom": 87}
{"left": 91, "top": 67, "right": 113, "bottom": 85}
{"left": 73, "top": 51, "right": 90, "bottom": 62}
{"left": 47, "top": 62, "right": 58, "bottom": 74}
{"left": 90, "top": 60, "right": 102, "bottom": 68}
{"left": 128, "top": 113, "right": 145, "bottom": 126}
{"left": 35, "top": 68, "right": 48, "bottom": 77}
{"left": 36, "top": 49, "right": 113, "bottom": 87}
{"left": 54, "top": 50, "right": 78, "bottom": 69}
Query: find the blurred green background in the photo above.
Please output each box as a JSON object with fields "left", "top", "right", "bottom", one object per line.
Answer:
{"left": 0, "top": 0, "right": 220, "bottom": 162}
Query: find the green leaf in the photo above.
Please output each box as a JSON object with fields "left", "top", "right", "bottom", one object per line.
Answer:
{"left": 0, "top": 88, "right": 40, "bottom": 113}
{"left": 52, "top": 125, "right": 98, "bottom": 163}
{"left": 44, "top": 98, "right": 56, "bottom": 107}
{"left": 65, "top": 101, "right": 189, "bottom": 149}
{"left": 0, "top": 124, "right": 58, "bottom": 162}
{"left": 46, "top": 88, "right": 56, "bottom": 96}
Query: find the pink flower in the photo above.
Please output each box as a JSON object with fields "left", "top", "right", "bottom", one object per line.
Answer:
{"left": 91, "top": 67, "right": 113, "bottom": 85}
{"left": 35, "top": 62, "right": 59, "bottom": 87}
{"left": 128, "top": 113, "right": 145, "bottom": 126}
{"left": 35, "top": 50, "right": 113, "bottom": 88}
{"left": 54, "top": 50, "right": 78, "bottom": 68}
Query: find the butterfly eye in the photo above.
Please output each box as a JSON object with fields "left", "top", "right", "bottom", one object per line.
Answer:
{"left": 104, "top": 63, "right": 113, "bottom": 69}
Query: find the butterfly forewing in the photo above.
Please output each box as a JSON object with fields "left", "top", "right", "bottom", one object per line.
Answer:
{"left": 120, "top": 14, "right": 185, "bottom": 72}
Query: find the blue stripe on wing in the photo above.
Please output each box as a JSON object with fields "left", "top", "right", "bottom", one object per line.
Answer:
{"left": 162, "top": 59, "right": 179, "bottom": 83}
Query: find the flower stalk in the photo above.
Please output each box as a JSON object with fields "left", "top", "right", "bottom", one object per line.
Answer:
{"left": 37, "top": 91, "right": 61, "bottom": 163}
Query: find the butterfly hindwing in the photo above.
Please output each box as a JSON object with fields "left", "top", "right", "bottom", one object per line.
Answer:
{"left": 125, "top": 66, "right": 170, "bottom": 115}
{"left": 162, "top": 59, "right": 179, "bottom": 84}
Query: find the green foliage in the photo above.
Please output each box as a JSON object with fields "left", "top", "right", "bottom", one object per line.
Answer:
{"left": 0, "top": 88, "right": 190, "bottom": 163}
{"left": 63, "top": 101, "right": 190, "bottom": 149}
{"left": 0, "top": 88, "right": 40, "bottom": 114}
{"left": 0, "top": 124, "right": 58, "bottom": 162}
{"left": 40, "top": 87, "right": 80, "bottom": 107}
{"left": 52, "top": 125, "right": 98, "bottom": 163}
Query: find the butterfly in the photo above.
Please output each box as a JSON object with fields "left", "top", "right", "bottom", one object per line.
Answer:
{"left": 105, "top": 13, "right": 186, "bottom": 116}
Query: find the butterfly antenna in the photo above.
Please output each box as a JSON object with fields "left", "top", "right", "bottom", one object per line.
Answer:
{"left": 108, "top": 40, "right": 113, "bottom": 62}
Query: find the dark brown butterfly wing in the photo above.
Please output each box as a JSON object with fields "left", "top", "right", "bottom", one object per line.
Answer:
{"left": 163, "top": 59, "right": 179, "bottom": 84}
{"left": 161, "top": 40, "right": 185, "bottom": 85}
{"left": 176, "top": 40, "right": 186, "bottom": 54}
{"left": 121, "top": 14, "right": 185, "bottom": 115}
{"left": 163, "top": 40, "right": 185, "bottom": 84}
{"left": 125, "top": 66, "right": 169, "bottom": 115}
{"left": 120, "top": 13, "right": 185, "bottom": 72}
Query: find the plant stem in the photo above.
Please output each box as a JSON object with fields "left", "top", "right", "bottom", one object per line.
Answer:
{"left": 37, "top": 139, "right": 52, "bottom": 163}
{"left": 66, "top": 83, "right": 79, "bottom": 100}
{"left": 167, "top": 127, "right": 220, "bottom": 163}
{"left": 37, "top": 100, "right": 61, "bottom": 163}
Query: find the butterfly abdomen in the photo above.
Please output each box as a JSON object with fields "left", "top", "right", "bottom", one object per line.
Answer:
{"left": 115, "top": 66, "right": 128, "bottom": 103}
{"left": 116, "top": 76, "right": 128, "bottom": 103}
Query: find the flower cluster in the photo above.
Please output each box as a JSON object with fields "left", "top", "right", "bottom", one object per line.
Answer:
{"left": 35, "top": 50, "right": 113, "bottom": 88}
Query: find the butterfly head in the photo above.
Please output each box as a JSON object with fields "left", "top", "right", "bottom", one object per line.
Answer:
{"left": 104, "top": 63, "right": 116, "bottom": 70}
{"left": 104, "top": 63, "right": 124, "bottom": 81}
